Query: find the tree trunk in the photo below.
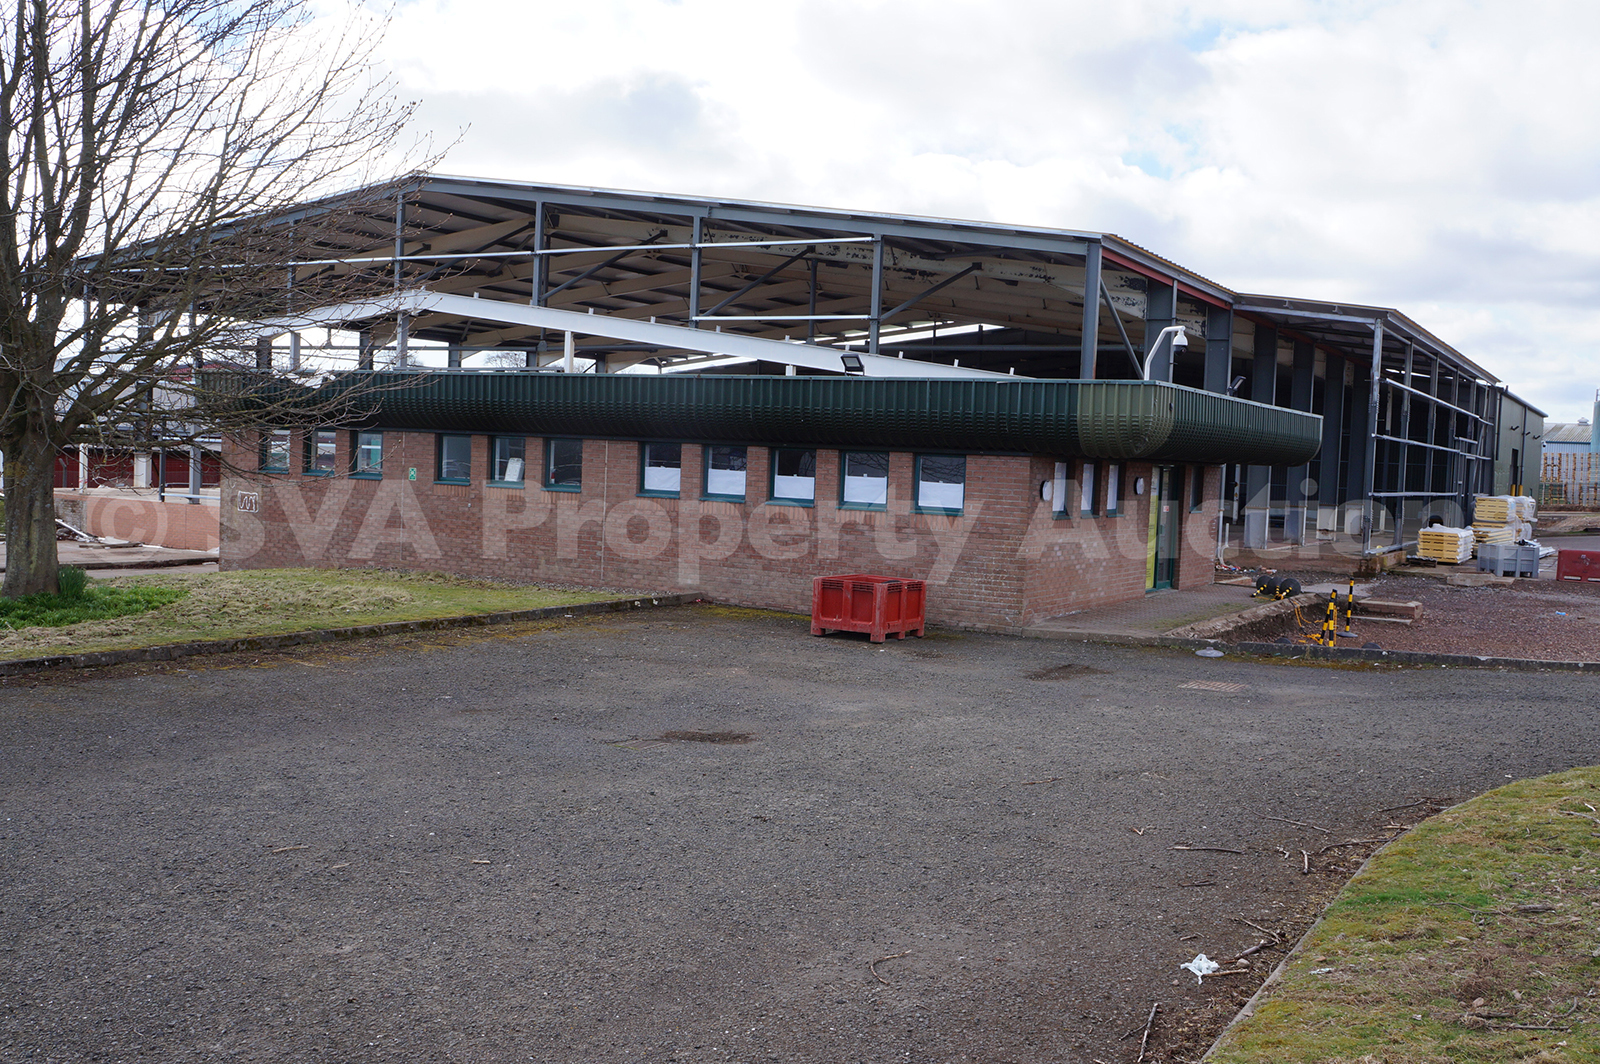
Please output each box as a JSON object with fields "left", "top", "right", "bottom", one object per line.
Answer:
{"left": 2, "top": 428, "right": 61, "bottom": 597}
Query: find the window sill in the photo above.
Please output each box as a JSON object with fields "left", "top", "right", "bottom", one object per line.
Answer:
{"left": 543, "top": 483, "right": 582, "bottom": 493}
{"left": 434, "top": 478, "right": 471, "bottom": 486}
{"left": 487, "top": 480, "right": 525, "bottom": 489}
{"left": 838, "top": 501, "right": 887, "bottom": 512}
{"left": 637, "top": 489, "right": 680, "bottom": 499}
{"left": 303, "top": 469, "right": 337, "bottom": 477}
{"left": 914, "top": 505, "right": 965, "bottom": 517}
{"left": 351, "top": 471, "right": 383, "bottom": 480}
{"left": 766, "top": 498, "right": 815, "bottom": 508}
{"left": 701, "top": 493, "right": 746, "bottom": 503}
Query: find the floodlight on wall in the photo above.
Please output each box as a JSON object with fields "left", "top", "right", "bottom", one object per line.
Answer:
{"left": 840, "top": 353, "right": 865, "bottom": 374}
{"left": 1228, "top": 376, "right": 1246, "bottom": 395}
{"left": 1141, "top": 325, "right": 1188, "bottom": 381}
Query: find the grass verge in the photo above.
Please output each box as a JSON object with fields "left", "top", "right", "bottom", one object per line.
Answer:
{"left": 1207, "top": 767, "right": 1600, "bottom": 1063}
{"left": 0, "top": 583, "right": 186, "bottom": 630}
{"left": 0, "top": 568, "right": 654, "bottom": 661}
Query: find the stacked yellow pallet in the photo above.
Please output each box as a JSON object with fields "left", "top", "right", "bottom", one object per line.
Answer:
{"left": 1472, "top": 494, "right": 1538, "bottom": 546}
{"left": 1473, "top": 495, "right": 1515, "bottom": 524}
{"left": 1418, "top": 526, "right": 1475, "bottom": 564}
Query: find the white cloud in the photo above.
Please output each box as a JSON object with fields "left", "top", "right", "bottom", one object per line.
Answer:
{"left": 370, "top": 0, "right": 1600, "bottom": 421}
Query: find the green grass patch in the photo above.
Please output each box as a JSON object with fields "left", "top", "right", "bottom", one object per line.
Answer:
{"left": 1208, "top": 767, "right": 1600, "bottom": 1063}
{"left": 0, "top": 568, "right": 656, "bottom": 661}
{"left": 0, "top": 583, "right": 186, "bottom": 630}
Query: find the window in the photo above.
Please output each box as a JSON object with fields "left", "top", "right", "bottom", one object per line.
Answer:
{"left": 492, "top": 436, "right": 526, "bottom": 484}
{"left": 544, "top": 438, "right": 582, "bottom": 491}
{"left": 640, "top": 442, "right": 681, "bottom": 496}
{"left": 1190, "top": 465, "right": 1206, "bottom": 511}
{"left": 352, "top": 431, "right": 383, "bottom": 477}
{"left": 840, "top": 451, "right": 888, "bottom": 508}
{"left": 436, "top": 434, "right": 472, "bottom": 483}
{"left": 304, "top": 429, "right": 337, "bottom": 475}
{"left": 1051, "top": 461, "right": 1070, "bottom": 517}
{"left": 704, "top": 445, "right": 747, "bottom": 500}
{"left": 915, "top": 454, "right": 966, "bottom": 513}
{"left": 770, "top": 447, "right": 816, "bottom": 504}
{"left": 1106, "top": 463, "right": 1121, "bottom": 516}
{"left": 260, "top": 429, "right": 290, "bottom": 472}
{"left": 1080, "top": 460, "right": 1098, "bottom": 516}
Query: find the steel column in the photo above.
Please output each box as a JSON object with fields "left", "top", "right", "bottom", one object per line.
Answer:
{"left": 531, "top": 200, "right": 547, "bottom": 307}
{"left": 1361, "top": 323, "right": 1384, "bottom": 555}
{"left": 1286, "top": 339, "right": 1315, "bottom": 543}
{"left": 689, "top": 215, "right": 703, "bottom": 329}
{"left": 868, "top": 236, "right": 884, "bottom": 354}
{"left": 1242, "top": 324, "right": 1277, "bottom": 548}
{"left": 1142, "top": 277, "right": 1176, "bottom": 382}
{"left": 1317, "top": 357, "right": 1346, "bottom": 524}
{"left": 1079, "top": 243, "right": 1102, "bottom": 379}
{"left": 1204, "top": 305, "right": 1233, "bottom": 394}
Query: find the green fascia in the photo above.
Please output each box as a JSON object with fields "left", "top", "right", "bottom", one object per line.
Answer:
{"left": 229, "top": 372, "right": 1323, "bottom": 467}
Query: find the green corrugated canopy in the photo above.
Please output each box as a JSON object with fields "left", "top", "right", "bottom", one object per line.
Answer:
{"left": 229, "top": 371, "right": 1322, "bottom": 466}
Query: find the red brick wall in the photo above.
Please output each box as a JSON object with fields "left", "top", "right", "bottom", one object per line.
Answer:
{"left": 221, "top": 431, "right": 1219, "bottom": 628}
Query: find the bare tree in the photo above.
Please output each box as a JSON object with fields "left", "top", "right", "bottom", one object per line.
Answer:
{"left": 0, "top": 0, "right": 417, "bottom": 597}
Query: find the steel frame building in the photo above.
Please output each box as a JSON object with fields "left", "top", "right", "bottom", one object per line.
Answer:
{"left": 250, "top": 175, "right": 1520, "bottom": 559}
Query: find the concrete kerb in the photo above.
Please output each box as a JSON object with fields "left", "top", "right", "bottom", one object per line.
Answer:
{"left": 0, "top": 592, "right": 700, "bottom": 678}
{"left": 1198, "top": 831, "right": 1408, "bottom": 1062}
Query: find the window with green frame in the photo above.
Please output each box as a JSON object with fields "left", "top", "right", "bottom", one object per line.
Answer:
{"left": 544, "top": 438, "right": 582, "bottom": 491}
{"left": 639, "top": 442, "right": 681, "bottom": 496}
{"left": 491, "top": 436, "right": 526, "bottom": 484}
{"left": 260, "top": 429, "right": 291, "bottom": 472}
{"left": 840, "top": 450, "right": 888, "bottom": 509}
{"left": 1105, "top": 463, "right": 1122, "bottom": 516}
{"left": 1079, "top": 460, "right": 1099, "bottom": 517}
{"left": 704, "top": 445, "right": 747, "bottom": 500}
{"left": 915, "top": 454, "right": 966, "bottom": 513}
{"left": 1051, "top": 460, "right": 1071, "bottom": 518}
{"left": 352, "top": 431, "right": 383, "bottom": 477}
{"left": 770, "top": 447, "right": 816, "bottom": 504}
{"left": 436, "top": 434, "right": 472, "bottom": 483}
{"left": 304, "top": 429, "right": 337, "bottom": 475}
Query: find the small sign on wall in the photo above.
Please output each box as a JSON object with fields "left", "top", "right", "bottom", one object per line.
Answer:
{"left": 236, "top": 491, "right": 259, "bottom": 513}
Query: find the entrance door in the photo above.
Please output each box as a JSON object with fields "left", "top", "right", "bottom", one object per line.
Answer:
{"left": 1146, "top": 466, "right": 1180, "bottom": 591}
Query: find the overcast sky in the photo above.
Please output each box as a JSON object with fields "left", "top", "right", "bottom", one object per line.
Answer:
{"left": 367, "top": 0, "right": 1600, "bottom": 423}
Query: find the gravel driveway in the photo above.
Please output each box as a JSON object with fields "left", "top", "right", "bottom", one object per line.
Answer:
{"left": 4, "top": 606, "right": 1599, "bottom": 1063}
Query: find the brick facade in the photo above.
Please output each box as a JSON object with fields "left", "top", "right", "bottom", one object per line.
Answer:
{"left": 221, "top": 430, "right": 1221, "bottom": 628}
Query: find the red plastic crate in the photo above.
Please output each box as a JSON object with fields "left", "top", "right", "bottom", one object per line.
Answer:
{"left": 811, "top": 574, "right": 926, "bottom": 642}
{"left": 1556, "top": 549, "right": 1600, "bottom": 583}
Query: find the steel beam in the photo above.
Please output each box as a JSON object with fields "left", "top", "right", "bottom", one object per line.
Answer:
{"left": 702, "top": 249, "right": 811, "bottom": 317}
{"left": 882, "top": 263, "right": 982, "bottom": 326}
{"left": 258, "top": 290, "right": 1020, "bottom": 380}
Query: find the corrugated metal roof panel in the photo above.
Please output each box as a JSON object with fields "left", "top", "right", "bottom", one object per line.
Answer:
{"left": 234, "top": 371, "right": 1323, "bottom": 466}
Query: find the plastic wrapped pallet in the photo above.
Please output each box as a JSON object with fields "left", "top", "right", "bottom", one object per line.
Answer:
{"left": 1418, "top": 526, "right": 1475, "bottom": 564}
{"left": 1475, "top": 525, "right": 1514, "bottom": 546}
{"left": 1515, "top": 495, "right": 1537, "bottom": 522}
{"left": 1473, "top": 495, "right": 1515, "bottom": 525}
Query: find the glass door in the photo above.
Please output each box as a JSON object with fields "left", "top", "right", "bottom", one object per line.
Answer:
{"left": 1146, "top": 466, "right": 1180, "bottom": 591}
